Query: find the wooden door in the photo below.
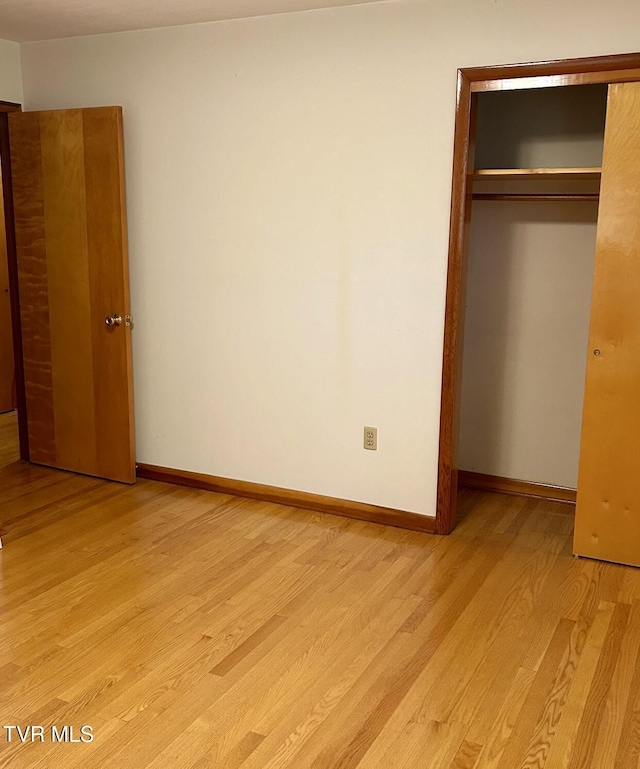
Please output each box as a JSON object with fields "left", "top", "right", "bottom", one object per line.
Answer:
{"left": 0, "top": 168, "right": 16, "bottom": 414}
{"left": 9, "top": 107, "right": 135, "bottom": 483}
{"left": 574, "top": 82, "right": 640, "bottom": 566}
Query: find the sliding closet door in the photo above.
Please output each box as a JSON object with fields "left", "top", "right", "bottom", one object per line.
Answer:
{"left": 574, "top": 82, "right": 640, "bottom": 566}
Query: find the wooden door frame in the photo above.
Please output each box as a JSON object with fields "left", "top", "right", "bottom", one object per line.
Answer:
{"left": 0, "top": 100, "right": 28, "bottom": 461}
{"left": 435, "top": 52, "right": 640, "bottom": 535}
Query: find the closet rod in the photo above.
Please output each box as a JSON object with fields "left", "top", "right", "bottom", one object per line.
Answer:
{"left": 473, "top": 193, "right": 599, "bottom": 202}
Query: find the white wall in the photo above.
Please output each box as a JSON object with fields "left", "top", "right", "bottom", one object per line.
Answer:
{"left": 17, "top": 0, "right": 640, "bottom": 516}
{"left": 0, "top": 38, "right": 22, "bottom": 103}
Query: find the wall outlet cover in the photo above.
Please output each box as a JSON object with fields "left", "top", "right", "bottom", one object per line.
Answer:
{"left": 364, "top": 426, "right": 377, "bottom": 450}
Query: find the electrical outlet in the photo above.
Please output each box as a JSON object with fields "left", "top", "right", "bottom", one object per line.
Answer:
{"left": 363, "top": 426, "right": 377, "bottom": 451}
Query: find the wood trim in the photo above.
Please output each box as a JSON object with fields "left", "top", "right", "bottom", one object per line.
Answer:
{"left": 461, "top": 52, "right": 640, "bottom": 83}
{"left": 436, "top": 71, "right": 473, "bottom": 535}
{"left": 136, "top": 463, "right": 437, "bottom": 534}
{"left": 0, "top": 107, "right": 28, "bottom": 461}
{"left": 435, "top": 51, "right": 640, "bottom": 537}
{"left": 458, "top": 471, "right": 577, "bottom": 506}
{"left": 470, "top": 69, "right": 640, "bottom": 93}
{"left": 464, "top": 54, "right": 640, "bottom": 95}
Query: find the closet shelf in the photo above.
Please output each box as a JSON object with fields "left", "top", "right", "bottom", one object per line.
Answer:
{"left": 471, "top": 167, "right": 601, "bottom": 201}
{"left": 471, "top": 167, "right": 602, "bottom": 181}
{"left": 472, "top": 193, "right": 599, "bottom": 202}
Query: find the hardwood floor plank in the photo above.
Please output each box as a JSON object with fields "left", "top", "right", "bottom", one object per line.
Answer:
{"left": 299, "top": 549, "right": 504, "bottom": 769}
{"left": 356, "top": 720, "right": 469, "bottom": 769}
{"left": 590, "top": 600, "right": 640, "bottom": 769}
{"left": 210, "top": 614, "right": 288, "bottom": 677}
{"left": 447, "top": 739, "right": 483, "bottom": 769}
{"left": 416, "top": 531, "right": 567, "bottom": 726}
{"left": 2, "top": 419, "right": 640, "bottom": 769}
{"left": 222, "top": 556, "right": 492, "bottom": 769}
{"left": 471, "top": 666, "right": 537, "bottom": 768}
{"left": 493, "top": 617, "right": 576, "bottom": 769}
{"left": 613, "top": 614, "right": 640, "bottom": 769}
{"left": 191, "top": 730, "right": 266, "bottom": 769}
{"left": 536, "top": 600, "right": 616, "bottom": 769}
{"left": 566, "top": 602, "right": 631, "bottom": 769}
{"left": 619, "top": 570, "right": 640, "bottom": 605}
{"left": 173, "top": 559, "right": 425, "bottom": 768}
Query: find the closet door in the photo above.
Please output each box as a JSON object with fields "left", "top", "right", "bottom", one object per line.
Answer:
{"left": 574, "top": 82, "right": 640, "bottom": 566}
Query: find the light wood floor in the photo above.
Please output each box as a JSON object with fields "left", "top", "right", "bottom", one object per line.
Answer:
{"left": 0, "top": 413, "right": 639, "bottom": 768}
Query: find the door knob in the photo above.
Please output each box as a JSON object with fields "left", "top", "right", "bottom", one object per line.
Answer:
{"left": 105, "top": 314, "right": 122, "bottom": 327}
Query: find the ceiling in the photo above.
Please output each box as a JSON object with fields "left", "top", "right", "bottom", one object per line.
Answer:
{"left": 0, "top": 0, "right": 388, "bottom": 43}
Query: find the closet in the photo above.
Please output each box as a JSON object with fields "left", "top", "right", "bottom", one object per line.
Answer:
{"left": 458, "top": 81, "right": 640, "bottom": 567}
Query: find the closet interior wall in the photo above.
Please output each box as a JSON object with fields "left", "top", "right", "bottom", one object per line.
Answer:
{"left": 458, "top": 84, "right": 608, "bottom": 491}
